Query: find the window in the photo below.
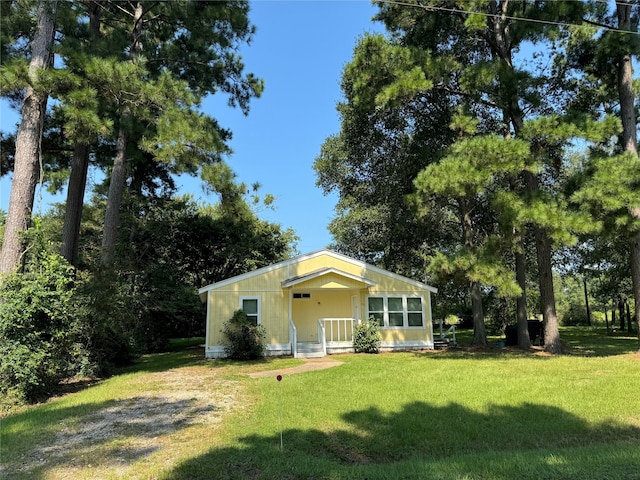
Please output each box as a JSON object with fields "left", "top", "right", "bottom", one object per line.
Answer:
{"left": 368, "top": 297, "right": 384, "bottom": 326}
{"left": 366, "top": 295, "right": 424, "bottom": 328}
{"left": 293, "top": 293, "right": 311, "bottom": 299}
{"left": 240, "top": 297, "right": 260, "bottom": 325}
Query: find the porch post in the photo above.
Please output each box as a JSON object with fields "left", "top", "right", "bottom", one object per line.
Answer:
{"left": 288, "top": 289, "right": 296, "bottom": 358}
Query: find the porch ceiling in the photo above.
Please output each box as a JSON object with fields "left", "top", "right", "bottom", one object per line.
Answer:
{"left": 281, "top": 267, "right": 376, "bottom": 289}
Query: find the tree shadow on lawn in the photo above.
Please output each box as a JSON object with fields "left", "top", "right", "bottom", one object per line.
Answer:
{"left": 166, "top": 401, "right": 640, "bottom": 480}
{"left": 426, "top": 329, "right": 639, "bottom": 359}
{"left": 1, "top": 395, "right": 219, "bottom": 479}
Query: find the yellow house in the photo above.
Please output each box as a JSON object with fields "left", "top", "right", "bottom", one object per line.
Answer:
{"left": 198, "top": 249, "right": 438, "bottom": 358}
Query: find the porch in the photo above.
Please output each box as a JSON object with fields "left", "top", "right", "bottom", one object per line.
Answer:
{"left": 291, "top": 317, "right": 358, "bottom": 358}
{"left": 289, "top": 317, "right": 455, "bottom": 358}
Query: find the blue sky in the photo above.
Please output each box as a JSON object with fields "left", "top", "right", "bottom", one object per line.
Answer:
{"left": 1, "top": 0, "right": 385, "bottom": 253}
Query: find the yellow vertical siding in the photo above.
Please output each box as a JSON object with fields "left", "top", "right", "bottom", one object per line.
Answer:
{"left": 203, "top": 251, "right": 435, "bottom": 350}
{"left": 292, "top": 289, "right": 356, "bottom": 341}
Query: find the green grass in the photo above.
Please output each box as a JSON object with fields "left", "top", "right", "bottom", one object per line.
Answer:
{"left": 1, "top": 327, "right": 639, "bottom": 479}
{"left": 168, "top": 337, "right": 206, "bottom": 351}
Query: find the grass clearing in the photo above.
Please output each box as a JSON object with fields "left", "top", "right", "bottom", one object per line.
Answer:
{"left": 1, "top": 327, "right": 639, "bottom": 479}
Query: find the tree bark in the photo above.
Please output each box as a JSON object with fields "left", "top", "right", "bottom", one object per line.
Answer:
{"left": 101, "top": 128, "right": 128, "bottom": 265}
{"left": 616, "top": 2, "right": 637, "bottom": 155}
{"left": 0, "top": 0, "right": 58, "bottom": 275}
{"left": 615, "top": 1, "right": 640, "bottom": 351}
{"left": 583, "top": 276, "right": 592, "bottom": 326}
{"left": 100, "top": 2, "right": 143, "bottom": 266}
{"left": 535, "top": 225, "right": 561, "bottom": 353}
{"left": 632, "top": 235, "right": 640, "bottom": 343}
{"left": 61, "top": 144, "right": 89, "bottom": 266}
{"left": 61, "top": 1, "right": 100, "bottom": 267}
{"left": 515, "top": 243, "right": 531, "bottom": 348}
{"left": 524, "top": 170, "right": 562, "bottom": 353}
{"left": 471, "top": 280, "right": 487, "bottom": 346}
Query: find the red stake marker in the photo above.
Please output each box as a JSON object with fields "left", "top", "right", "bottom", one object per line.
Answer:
{"left": 277, "top": 374, "right": 283, "bottom": 449}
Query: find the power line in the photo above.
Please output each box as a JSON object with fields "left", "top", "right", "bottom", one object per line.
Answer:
{"left": 374, "top": 0, "right": 640, "bottom": 36}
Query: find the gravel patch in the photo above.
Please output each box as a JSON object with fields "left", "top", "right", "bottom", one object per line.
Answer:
{"left": 5, "top": 366, "right": 242, "bottom": 479}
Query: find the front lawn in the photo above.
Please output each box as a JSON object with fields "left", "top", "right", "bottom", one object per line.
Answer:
{"left": 1, "top": 327, "right": 639, "bottom": 479}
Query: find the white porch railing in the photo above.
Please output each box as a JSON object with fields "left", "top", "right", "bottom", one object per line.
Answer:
{"left": 436, "top": 319, "right": 457, "bottom": 345}
{"left": 320, "top": 317, "right": 357, "bottom": 342}
{"left": 289, "top": 318, "right": 297, "bottom": 358}
{"left": 318, "top": 317, "right": 357, "bottom": 354}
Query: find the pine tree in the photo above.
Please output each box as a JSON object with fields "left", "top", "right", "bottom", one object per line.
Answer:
{"left": 1, "top": 0, "right": 58, "bottom": 274}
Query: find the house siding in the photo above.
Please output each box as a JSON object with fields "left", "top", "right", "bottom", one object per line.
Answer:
{"left": 207, "top": 289, "right": 289, "bottom": 347}
{"left": 201, "top": 250, "right": 437, "bottom": 358}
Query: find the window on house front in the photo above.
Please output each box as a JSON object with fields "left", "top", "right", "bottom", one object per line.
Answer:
{"left": 240, "top": 297, "right": 260, "bottom": 325}
{"left": 368, "top": 297, "right": 384, "bottom": 326}
{"left": 366, "top": 295, "right": 424, "bottom": 328}
{"left": 293, "top": 293, "right": 311, "bottom": 299}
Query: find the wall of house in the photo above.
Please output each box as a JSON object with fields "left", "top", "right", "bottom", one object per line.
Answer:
{"left": 204, "top": 251, "right": 436, "bottom": 357}
{"left": 356, "top": 275, "right": 434, "bottom": 346}
{"left": 205, "top": 260, "right": 291, "bottom": 350}
{"left": 292, "top": 289, "right": 357, "bottom": 342}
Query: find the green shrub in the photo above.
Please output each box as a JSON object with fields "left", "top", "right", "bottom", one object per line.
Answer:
{"left": 353, "top": 318, "right": 381, "bottom": 354}
{"left": 0, "top": 251, "right": 81, "bottom": 404}
{"left": 561, "top": 302, "right": 590, "bottom": 326}
{"left": 221, "top": 310, "right": 266, "bottom": 360}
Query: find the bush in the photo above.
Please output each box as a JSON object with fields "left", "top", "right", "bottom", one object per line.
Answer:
{"left": 561, "top": 302, "right": 590, "bottom": 326}
{"left": 353, "top": 318, "right": 381, "bottom": 354}
{"left": 221, "top": 310, "right": 266, "bottom": 360}
{"left": 0, "top": 251, "right": 81, "bottom": 404}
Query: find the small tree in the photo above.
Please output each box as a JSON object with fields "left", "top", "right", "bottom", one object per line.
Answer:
{"left": 353, "top": 317, "right": 382, "bottom": 354}
{"left": 221, "top": 310, "right": 266, "bottom": 360}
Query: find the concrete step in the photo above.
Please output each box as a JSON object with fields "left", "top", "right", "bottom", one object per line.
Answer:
{"left": 434, "top": 338, "right": 451, "bottom": 350}
{"left": 296, "top": 343, "right": 324, "bottom": 358}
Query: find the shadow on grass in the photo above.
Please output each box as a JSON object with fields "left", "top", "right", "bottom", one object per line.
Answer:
{"left": 116, "top": 348, "right": 208, "bottom": 374}
{"left": 434, "top": 326, "right": 639, "bottom": 360}
{"left": 165, "top": 401, "right": 640, "bottom": 480}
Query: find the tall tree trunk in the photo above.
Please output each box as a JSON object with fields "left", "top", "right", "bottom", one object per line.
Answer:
{"left": 515, "top": 242, "right": 531, "bottom": 348}
{"left": 524, "top": 170, "right": 562, "bottom": 353}
{"left": 616, "top": 2, "right": 637, "bottom": 155}
{"left": 61, "top": 144, "right": 89, "bottom": 266}
{"left": 535, "top": 226, "right": 561, "bottom": 353}
{"left": 462, "top": 201, "right": 486, "bottom": 346}
{"left": 100, "top": 2, "right": 143, "bottom": 266}
{"left": 616, "top": 1, "right": 640, "bottom": 351}
{"left": 632, "top": 237, "right": 640, "bottom": 344}
{"left": 490, "top": 7, "right": 535, "bottom": 350}
{"left": 101, "top": 128, "right": 128, "bottom": 265}
{"left": 61, "top": 1, "right": 100, "bottom": 267}
{"left": 0, "top": 0, "right": 57, "bottom": 274}
{"left": 583, "top": 276, "right": 592, "bottom": 326}
{"left": 470, "top": 280, "right": 487, "bottom": 346}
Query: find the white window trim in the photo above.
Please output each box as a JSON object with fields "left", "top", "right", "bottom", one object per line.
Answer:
{"left": 239, "top": 296, "right": 261, "bottom": 325}
{"left": 366, "top": 294, "right": 426, "bottom": 329}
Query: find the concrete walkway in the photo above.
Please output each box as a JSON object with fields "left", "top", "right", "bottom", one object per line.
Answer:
{"left": 248, "top": 357, "right": 344, "bottom": 379}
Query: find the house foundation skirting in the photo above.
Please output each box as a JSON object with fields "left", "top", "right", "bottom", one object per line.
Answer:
{"left": 205, "top": 343, "right": 292, "bottom": 359}
{"left": 205, "top": 340, "right": 434, "bottom": 359}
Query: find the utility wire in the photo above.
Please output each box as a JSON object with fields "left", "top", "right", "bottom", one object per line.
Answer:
{"left": 373, "top": 0, "right": 640, "bottom": 36}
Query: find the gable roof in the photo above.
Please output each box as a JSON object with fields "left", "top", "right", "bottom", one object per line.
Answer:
{"left": 198, "top": 249, "right": 437, "bottom": 297}
{"left": 281, "top": 266, "right": 377, "bottom": 288}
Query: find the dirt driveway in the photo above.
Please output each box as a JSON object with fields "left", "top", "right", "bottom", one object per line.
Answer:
{"left": 247, "top": 357, "right": 343, "bottom": 378}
